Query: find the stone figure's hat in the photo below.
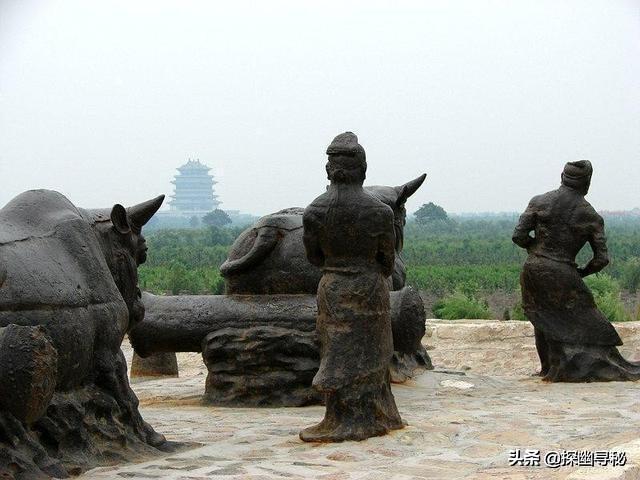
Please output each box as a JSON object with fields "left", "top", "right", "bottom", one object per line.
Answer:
{"left": 562, "top": 160, "right": 592, "bottom": 192}
{"left": 325, "top": 132, "right": 367, "bottom": 182}
{"left": 563, "top": 160, "right": 593, "bottom": 179}
{"left": 326, "top": 132, "right": 366, "bottom": 161}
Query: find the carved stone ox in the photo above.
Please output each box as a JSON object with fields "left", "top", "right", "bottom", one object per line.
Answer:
{"left": 220, "top": 174, "right": 426, "bottom": 294}
{"left": 0, "top": 189, "right": 166, "bottom": 479}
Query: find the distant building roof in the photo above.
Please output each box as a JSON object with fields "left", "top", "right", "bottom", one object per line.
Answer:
{"left": 177, "top": 159, "right": 211, "bottom": 172}
{"left": 168, "top": 158, "right": 221, "bottom": 213}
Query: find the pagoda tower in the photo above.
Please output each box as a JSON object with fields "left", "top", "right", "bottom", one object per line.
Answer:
{"left": 169, "top": 159, "right": 220, "bottom": 213}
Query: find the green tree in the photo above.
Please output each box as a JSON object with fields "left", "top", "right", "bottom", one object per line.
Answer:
{"left": 202, "top": 209, "right": 232, "bottom": 228}
{"left": 432, "top": 291, "right": 492, "bottom": 320}
{"left": 414, "top": 202, "right": 448, "bottom": 225}
{"left": 167, "top": 263, "right": 190, "bottom": 294}
{"left": 585, "top": 274, "right": 631, "bottom": 322}
{"left": 620, "top": 258, "right": 640, "bottom": 293}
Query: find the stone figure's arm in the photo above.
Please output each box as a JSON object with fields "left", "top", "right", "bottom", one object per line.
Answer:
{"left": 512, "top": 198, "right": 537, "bottom": 249}
{"left": 302, "top": 210, "right": 325, "bottom": 267}
{"left": 578, "top": 214, "right": 609, "bottom": 277}
{"left": 377, "top": 208, "right": 396, "bottom": 277}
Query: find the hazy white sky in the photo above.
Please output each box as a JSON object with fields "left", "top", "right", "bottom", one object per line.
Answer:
{"left": 1, "top": 0, "right": 639, "bottom": 215}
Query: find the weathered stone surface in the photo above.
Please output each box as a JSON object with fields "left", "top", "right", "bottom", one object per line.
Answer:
{"left": 390, "top": 288, "right": 432, "bottom": 382}
{"left": 202, "top": 326, "right": 320, "bottom": 406}
{"left": 79, "top": 338, "right": 640, "bottom": 480}
{"left": 130, "top": 288, "right": 431, "bottom": 407}
{"left": 567, "top": 438, "right": 640, "bottom": 479}
{"left": 513, "top": 160, "right": 639, "bottom": 382}
{"left": 0, "top": 190, "right": 169, "bottom": 478}
{"left": 299, "top": 132, "right": 404, "bottom": 442}
{"left": 425, "top": 319, "right": 543, "bottom": 376}
{"left": 131, "top": 292, "right": 316, "bottom": 355}
{"left": 429, "top": 320, "right": 535, "bottom": 342}
{"left": 0, "top": 325, "right": 57, "bottom": 426}
{"left": 131, "top": 351, "right": 179, "bottom": 379}
{"left": 220, "top": 175, "right": 426, "bottom": 295}
{"left": 426, "top": 319, "right": 640, "bottom": 377}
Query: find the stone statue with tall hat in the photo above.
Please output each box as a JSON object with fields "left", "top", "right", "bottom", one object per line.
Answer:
{"left": 299, "top": 132, "right": 405, "bottom": 442}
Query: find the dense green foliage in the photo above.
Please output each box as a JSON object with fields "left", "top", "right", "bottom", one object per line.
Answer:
{"left": 620, "top": 257, "right": 640, "bottom": 293}
{"left": 202, "top": 209, "right": 232, "bottom": 227}
{"left": 584, "top": 274, "right": 635, "bottom": 322}
{"left": 406, "top": 265, "right": 522, "bottom": 292}
{"left": 414, "top": 202, "right": 449, "bottom": 224}
{"left": 138, "top": 227, "right": 236, "bottom": 294}
{"left": 140, "top": 265, "right": 225, "bottom": 295}
{"left": 432, "top": 291, "right": 492, "bottom": 320}
{"left": 403, "top": 216, "right": 640, "bottom": 296}
{"left": 138, "top": 213, "right": 640, "bottom": 320}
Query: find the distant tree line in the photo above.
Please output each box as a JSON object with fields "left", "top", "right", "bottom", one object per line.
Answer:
{"left": 139, "top": 204, "right": 640, "bottom": 321}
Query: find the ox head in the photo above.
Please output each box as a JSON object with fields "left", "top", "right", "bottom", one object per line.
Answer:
{"left": 366, "top": 173, "right": 426, "bottom": 252}
{"left": 88, "top": 195, "right": 164, "bottom": 330}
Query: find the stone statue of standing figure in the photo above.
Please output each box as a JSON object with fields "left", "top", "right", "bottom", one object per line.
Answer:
{"left": 513, "top": 160, "right": 640, "bottom": 382}
{"left": 300, "top": 132, "right": 404, "bottom": 442}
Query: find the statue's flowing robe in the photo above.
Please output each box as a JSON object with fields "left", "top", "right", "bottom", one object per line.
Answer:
{"left": 514, "top": 187, "right": 621, "bottom": 346}
{"left": 302, "top": 185, "right": 397, "bottom": 395}
{"left": 520, "top": 257, "right": 621, "bottom": 346}
{"left": 313, "top": 268, "right": 393, "bottom": 392}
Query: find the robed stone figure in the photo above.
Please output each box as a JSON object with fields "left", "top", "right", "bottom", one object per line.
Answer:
{"left": 513, "top": 160, "right": 640, "bottom": 382}
{"left": 299, "top": 132, "right": 404, "bottom": 442}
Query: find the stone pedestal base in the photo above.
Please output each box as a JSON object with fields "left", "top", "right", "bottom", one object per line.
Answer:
{"left": 0, "top": 352, "right": 181, "bottom": 479}
{"left": 543, "top": 341, "right": 640, "bottom": 382}
{"left": 299, "top": 371, "right": 405, "bottom": 443}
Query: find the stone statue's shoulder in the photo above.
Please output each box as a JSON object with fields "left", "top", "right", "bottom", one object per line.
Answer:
{"left": 361, "top": 191, "right": 392, "bottom": 209}
{"left": 533, "top": 189, "right": 559, "bottom": 205}
{"left": 358, "top": 192, "right": 394, "bottom": 225}
{"left": 581, "top": 197, "right": 598, "bottom": 214}
{"left": 577, "top": 199, "right": 603, "bottom": 225}
{"left": 373, "top": 199, "right": 395, "bottom": 218}
{"left": 306, "top": 192, "right": 331, "bottom": 209}
{"left": 303, "top": 192, "right": 330, "bottom": 222}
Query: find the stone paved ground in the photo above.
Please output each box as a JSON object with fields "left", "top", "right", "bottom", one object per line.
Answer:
{"left": 78, "top": 321, "right": 640, "bottom": 480}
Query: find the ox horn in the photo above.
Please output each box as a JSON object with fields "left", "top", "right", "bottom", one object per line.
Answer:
{"left": 396, "top": 173, "right": 427, "bottom": 206}
{"left": 128, "top": 195, "right": 165, "bottom": 231}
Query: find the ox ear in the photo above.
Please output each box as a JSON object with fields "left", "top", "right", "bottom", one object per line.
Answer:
{"left": 128, "top": 195, "right": 165, "bottom": 231}
{"left": 110, "top": 204, "right": 131, "bottom": 234}
{"left": 395, "top": 173, "right": 427, "bottom": 207}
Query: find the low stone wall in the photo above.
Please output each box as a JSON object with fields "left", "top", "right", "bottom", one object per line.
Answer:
{"left": 424, "top": 320, "right": 640, "bottom": 377}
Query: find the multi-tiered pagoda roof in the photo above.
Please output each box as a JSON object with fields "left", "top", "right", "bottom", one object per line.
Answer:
{"left": 168, "top": 159, "right": 220, "bottom": 213}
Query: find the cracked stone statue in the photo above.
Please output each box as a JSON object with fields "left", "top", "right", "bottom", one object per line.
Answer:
{"left": 299, "top": 132, "right": 405, "bottom": 442}
{"left": 513, "top": 160, "right": 640, "bottom": 382}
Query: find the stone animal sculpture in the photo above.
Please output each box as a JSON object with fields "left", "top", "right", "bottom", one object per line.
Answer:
{"left": 513, "top": 161, "right": 640, "bottom": 382}
{"left": 130, "top": 286, "right": 429, "bottom": 407}
{"left": 220, "top": 174, "right": 426, "bottom": 294}
{"left": 132, "top": 172, "right": 430, "bottom": 382}
{"left": 0, "top": 189, "right": 168, "bottom": 478}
